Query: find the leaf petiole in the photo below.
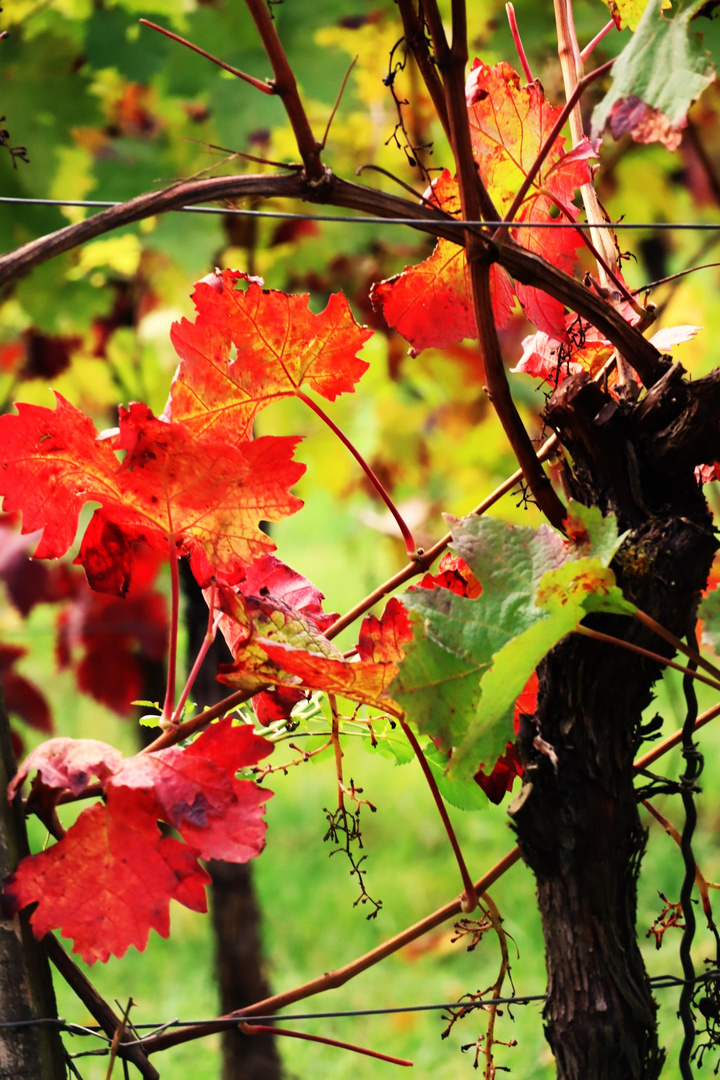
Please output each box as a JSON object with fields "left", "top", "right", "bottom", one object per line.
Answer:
{"left": 161, "top": 537, "right": 180, "bottom": 728}
{"left": 400, "top": 718, "right": 478, "bottom": 912}
{"left": 296, "top": 389, "right": 419, "bottom": 558}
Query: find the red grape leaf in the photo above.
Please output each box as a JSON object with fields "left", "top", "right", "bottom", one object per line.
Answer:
{"left": 183, "top": 716, "right": 273, "bottom": 772}
{"left": 57, "top": 576, "right": 168, "bottom": 717}
{"left": 469, "top": 60, "right": 594, "bottom": 338}
{"left": 106, "top": 717, "right": 272, "bottom": 844}
{"left": 8, "top": 737, "right": 123, "bottom": 803}
{"left": 3, "top": 787, "right": 210, "bottom": 964}
{"left": 357, "top": 597, "right": 414, "bottom": 664}
{"left": 413, "top": 552, "right": 483, "bottom": 599}
{"left": 178, "top": 777, "right": 270, "bottom": 862}
{"left": 5, "top": 719, "right": 272, "bottom": 961}
{"left": 474, "top": 741, "right": 523, "bottom": 804}
{"left": 513, "top": 670, "right": 539, "bottom": 731}
{"left": 0, "top": 394, "right": 304, "bottom": 591}
{"left": 372, "top": 62, "right": 595, "bottom": 350}
{"left": 257, "top": 640, "right": 404, "bottom": 714}
{"left": 0, "top": 522, "right": 75, "bottom": 615}
{"left": 370, "top": 171, "right": 514, "bottom": 354}
{"left": 166, "top": 269, "right": 372, "bottom": 440}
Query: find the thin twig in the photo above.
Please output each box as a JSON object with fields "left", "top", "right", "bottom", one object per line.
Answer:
{"left": 321, "top": 56, "right": 358, "bottom": 150}
{"left": 243, "top": 0, "right": 324, "bottom": 180}
{"left": 579, "top": 18, "right": 616, "bottom": 63}
{"left": 161, "top": 538, "right": 180, "bottom": 727}
{"left": 45, "top": 937, "right": 159, "bottom": 1080}
{"left": 575, "top": 626, "right": 720, "bottom": 694}
{"left": 239, "top": 1021, "right": 412, "bottom": 1065}
{"left": 297, "top": 390, "right": 418, "bottom": 557}
{"left": 139, "top": 20, "right": 273, "bottom": 93}
{"left": 633, "top": 608, "right": 720, "bottom": 686}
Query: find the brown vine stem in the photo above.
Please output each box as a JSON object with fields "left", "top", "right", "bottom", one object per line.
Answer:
{"left": 139, "top": 20, "right": 273, "bottom": 93}
{"left": 44, "top": 935, "right": 159, "bottom": 1080}
{"left": 135, "top": 847, "right": 522, "bottom": 1057}
{"left": 439, "top": 0, "right": 567, "bottom": 531}
{"left": 0, "top": 174, "right": 666, "bottom": 383}
{"left": 243, "top": 0, "right": 324, "bottom": 181}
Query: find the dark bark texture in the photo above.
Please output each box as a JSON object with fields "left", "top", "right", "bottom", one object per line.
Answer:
{"left": 0, "top": 683, "right": 66, "bottom": 1080}
{"left": 181, "top": 564, "right": 281, "bottom": 1080}
{"left": 509, "top": 365, "right": 720, "bottom": 1080}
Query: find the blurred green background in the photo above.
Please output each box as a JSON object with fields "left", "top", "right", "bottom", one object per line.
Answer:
{"left": 3, "top": 0, "right": 720, "bottom": 1076}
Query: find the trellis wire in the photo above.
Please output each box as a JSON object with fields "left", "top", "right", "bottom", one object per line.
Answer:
{"left": 2, "top": 195, "right": 720, "bottom": 230}
{"left": 1, "top": 970, "right": 717, "bottom": 1037}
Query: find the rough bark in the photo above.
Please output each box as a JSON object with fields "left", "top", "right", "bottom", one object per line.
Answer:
{"left": 181, "top": 564, "right": 281, "bottom": 1080}
{"left": 509, "top": 366, "right": 719, "bottom": 1079}
{"left": 0, "top": 682, "right": 66, "bottom": 1080}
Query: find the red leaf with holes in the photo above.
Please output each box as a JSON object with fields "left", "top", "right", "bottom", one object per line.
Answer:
{"left": 239, "top": 554, "right": 339, "bottom": 634}
{"left": 3, "top": 787, "right": 210, "bottom": 964}
{"left": 0, "top": 394, "right": 304, "bottom": 592}
{"left": 166, "top": 269, "right": 371, "bottom": 440}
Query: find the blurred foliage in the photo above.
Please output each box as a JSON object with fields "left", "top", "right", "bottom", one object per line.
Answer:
{"left": 3, "top": 0, "right": 720, "bottom": 1077}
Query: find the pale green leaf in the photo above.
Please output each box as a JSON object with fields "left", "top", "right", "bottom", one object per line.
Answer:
{"left": 592, "top": 0, "right": 716, "bottom": 147}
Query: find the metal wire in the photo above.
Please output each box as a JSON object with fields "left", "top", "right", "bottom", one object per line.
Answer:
{"left": 1, "top": 971, "right": 717, "bottom": 1036}
{"left": 1, "top": 195, "right": 720, "bottom": 230}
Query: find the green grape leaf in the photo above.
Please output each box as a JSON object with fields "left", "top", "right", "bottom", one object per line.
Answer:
{"left": 592, "top": 0, "right": 716, "bottom": 150}
{"left": 392, "top": 505, "right": 633, "bottom": 782}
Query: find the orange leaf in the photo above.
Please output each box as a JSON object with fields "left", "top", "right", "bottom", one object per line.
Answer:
{"left": 0, "top": 394, "right": 304, "bottom": 592}
{"left": 167, "top": 269, "right": 372, "bottom": 440}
